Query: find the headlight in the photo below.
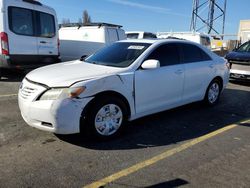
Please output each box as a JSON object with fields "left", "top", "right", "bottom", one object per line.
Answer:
{"left": 39, "top": 86, "right": 86, "bottom": 101}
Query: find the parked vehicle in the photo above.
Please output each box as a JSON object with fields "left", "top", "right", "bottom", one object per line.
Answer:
{"left": 0, "top": 0, "right": 60, "bottom": 79}
{"left": 59, "top": 23, "right": 126, "bottom": 62}
{"left": 157, "top": 32, "right": 211, "bottom": 49}
{"left": 225, "top": 40, "right": 250, "bottom": 80}
{"left": 126, "top": 31, "right": 157, "bottom": 39}
{"left": 18, "top": 39, "right": 229, "bottom": 138}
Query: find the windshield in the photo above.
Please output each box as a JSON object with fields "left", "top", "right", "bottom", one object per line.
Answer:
{"left": 237, "top": 41, "right": 250, "bottom": 52}
{"left": 85, "top": 42, "right": 151, "bottom": 68}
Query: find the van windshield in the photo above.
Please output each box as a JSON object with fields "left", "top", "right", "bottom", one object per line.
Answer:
{"left": 85, "top": 42, "right": 151, "bottom": 68}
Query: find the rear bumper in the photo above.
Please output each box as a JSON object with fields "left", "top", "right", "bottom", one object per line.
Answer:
{"left": 0, "top": 54, "right": 61, "bottom": 69}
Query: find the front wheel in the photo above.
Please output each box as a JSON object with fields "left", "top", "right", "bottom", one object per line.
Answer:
{"left": 83, "top": 96, "right": 128, "bottom": 138}
{"left": 204, "top": 79, "right": 221, "bottom": 106}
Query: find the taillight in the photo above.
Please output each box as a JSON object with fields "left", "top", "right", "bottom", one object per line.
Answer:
{"left": 1, "top": 32, "right": 9, "bottom": 55}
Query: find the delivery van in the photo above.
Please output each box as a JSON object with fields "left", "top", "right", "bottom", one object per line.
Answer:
{"left": 157, "top": 32, "right": 211, "bottom": 49}
{"left": 59, "top": 23, "right": 126, "bottom": 61}
{"left": 0, "top": 0, "right": 60, "bottom": 78}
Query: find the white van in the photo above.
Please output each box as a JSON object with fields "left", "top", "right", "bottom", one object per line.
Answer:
{"left": 0, "top": 0, "right": 59, "bottom": 78}
{"left": 126, "top": 31, "right": 157, "bottom": 39}
{"left": 59, "top": 23, "right": 126, "bottom": 61}
{"left": 157, "top": 32, "right": 211, "bottom": 49}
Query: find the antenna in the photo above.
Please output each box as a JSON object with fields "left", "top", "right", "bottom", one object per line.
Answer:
{"left": 190, "top": 0, "right": 227, "bottom": 39}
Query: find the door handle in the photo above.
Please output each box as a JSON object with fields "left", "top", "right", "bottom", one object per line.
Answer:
{"left": 40, "top": 41, "right": 47, "bottom": 44}
{"left": 175, "top": 69, "right": 183, "bottom": 74}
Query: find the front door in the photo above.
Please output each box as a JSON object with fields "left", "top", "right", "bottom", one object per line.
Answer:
{"left": 135, "top": 43, "right": 184, "bottom": 115}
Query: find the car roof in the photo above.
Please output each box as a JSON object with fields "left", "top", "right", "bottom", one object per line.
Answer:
{"left": 119, "top": 38, "right": 196, "bottom": 45}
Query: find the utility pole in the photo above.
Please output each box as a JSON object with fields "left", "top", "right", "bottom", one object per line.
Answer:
{"left": 190, "top": 0, "right": 227, "bottom": 39}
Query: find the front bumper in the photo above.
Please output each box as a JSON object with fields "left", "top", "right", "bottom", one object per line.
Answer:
{"left": 18, "top": 78, "right": 93, "bottom": 134}
{"left": 18, "top": 95, "right": 93, "bottom": 134}
{"left": 230, "top": 69, "right": 250, "bottom": 80}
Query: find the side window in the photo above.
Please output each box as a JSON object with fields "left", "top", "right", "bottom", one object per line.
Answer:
{"left": 126, "top": 33, "right": 139, "bottom": 39}
{"left": 39, "top": 12, "right": 55, "bottom": 38}
{"left": 146, "top": 44, "right": 179, "bottom": 67}
{"left": 181, "top": 44, "right": 211, "bottom": 63}
{"left": 108, "top": 29, "right": 118, "bottom": 43}
{"left": 9, "top": 7, "right": 34, "bottom": 36}
{"left": 143, "top": 33, "right": 157, "bottom": 39}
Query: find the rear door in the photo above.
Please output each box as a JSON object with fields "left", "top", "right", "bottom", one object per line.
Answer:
{"left": 34, "top": 6, "right": 58, "bottom": 61}
{"left": 7, "top": 3, "right": 38, "bottom": 61}
{"left": 179, "top": 43, "right": 215, "bottom": 103}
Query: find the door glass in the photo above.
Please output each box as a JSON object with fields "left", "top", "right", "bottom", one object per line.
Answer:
{"left": 181, "top": 44, "right": 211, "bottom": 63}
{"left": 146, "top": 44, "right": 179, "bottom": 66}
{"left": 9, "top": 7, "right": 34, "bottom": 36}
{"left": 39, "top": 12, "right": 55, "bottom": 38}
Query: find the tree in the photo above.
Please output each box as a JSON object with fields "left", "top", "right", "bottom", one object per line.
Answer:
{"left": 83, "top": 10, "right": 91, "bottom": 24}
{"left": 78, "top": 18, "right": 83, "bottom": 24}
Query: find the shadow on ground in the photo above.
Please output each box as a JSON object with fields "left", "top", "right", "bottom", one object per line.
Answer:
{"left": 0, "top": 69, "right": 26, "bottom": 82}
{"left": 56, "top": 87, "right": 250, "bottom": 151}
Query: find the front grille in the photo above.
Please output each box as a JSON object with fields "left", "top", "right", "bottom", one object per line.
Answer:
{"left": 231, "top": 63, "right": 250, "bottom": 71}
{"left": 19, "top": 78, "right": 47, "bottom": 101}
{"left": 20, "top": 86, "right": 38, "bottom": 100}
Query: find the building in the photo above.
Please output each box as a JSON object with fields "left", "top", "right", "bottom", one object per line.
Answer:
{"left": 238, "top": 20, "right": 250, "bottom": 43}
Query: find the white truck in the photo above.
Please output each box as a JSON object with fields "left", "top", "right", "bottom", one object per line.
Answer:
{"left": 157, "top": 32, "right": 211, "bottom": 49}
{"left": 0, "top": 0, "right": 60, "bottom": 78}
{"left": 126, "top": 31, "right": 157, "bottom": 39}
{"left": 59, "top": 23, "right": 126, "bottom": 61}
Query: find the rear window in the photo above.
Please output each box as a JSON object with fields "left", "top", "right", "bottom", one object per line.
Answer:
{"left": 8, "top": 7, "right": 55, "bottom": 38}
{"left": 39, "top": 12, "right": 55, "bottom": 38}
{"left": 126, "top": 33, "right": 139, "bottom": 39}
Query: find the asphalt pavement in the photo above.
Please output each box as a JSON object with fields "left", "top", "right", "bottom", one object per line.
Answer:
{"left": 0, "top": 71, "right": 250, "bottom": 188}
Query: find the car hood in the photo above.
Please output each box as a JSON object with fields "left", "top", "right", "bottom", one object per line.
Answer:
{"left": 26, "top": 60, "right": 122, "bottom": 87}
{"left": 225, "top": 51, "right": 250, "bottom": 61}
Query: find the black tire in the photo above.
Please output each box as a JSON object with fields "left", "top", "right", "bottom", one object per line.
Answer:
{"left": 204, "top": 79, "right": 222, "bottom": 106}
{"left": 0, "top": 68, "right": 2, "bottom": 80}
{"left": 82, "top": 96, "right": 128, "bottom": 139}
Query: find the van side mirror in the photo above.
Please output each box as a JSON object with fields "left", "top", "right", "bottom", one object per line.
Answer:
{"left": 80, "top": 55, "right": 88, "bottom": 61}
{"left": 141, "top": 59, "right": 160, "bottom": 70}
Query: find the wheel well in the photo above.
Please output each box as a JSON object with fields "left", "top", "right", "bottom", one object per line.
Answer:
{"left": 82, "top": 91, "right": 131, "bottom": 120}
{"left": 213, "top": 76, "right": 223, "bottom": 90}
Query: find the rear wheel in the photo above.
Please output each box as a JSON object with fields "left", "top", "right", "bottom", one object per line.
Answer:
{"left": 204, "top": 79, "right": 221, "bottom": 106}
{"left": 83, "top": 96, "right": 128, "bottom": 138}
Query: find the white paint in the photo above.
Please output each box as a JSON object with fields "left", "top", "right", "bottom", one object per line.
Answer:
{"left": 18, "top": 39, "right": 229, "bottom": 135}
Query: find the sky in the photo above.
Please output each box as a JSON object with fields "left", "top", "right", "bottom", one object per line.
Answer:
{"left": 41, "top": 0, "right": 250, "bottom": 39}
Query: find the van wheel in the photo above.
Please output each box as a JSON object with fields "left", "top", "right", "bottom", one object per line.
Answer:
{"left": 204, "top": 79, "right": 221, "bottom": 106}
{"left": 0, "top": 68, "right": 2, "bottom": 79}
{"left": 83, "top": 96, "right": 128, "bottom": 138}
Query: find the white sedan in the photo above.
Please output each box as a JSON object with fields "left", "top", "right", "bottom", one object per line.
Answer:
{"left": 18, "top": 39, "right": 229, "bottom": 138}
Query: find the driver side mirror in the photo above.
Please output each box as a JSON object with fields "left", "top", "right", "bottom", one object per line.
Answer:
{"left": 141, "top": 59, "right": 160, "bottom": 70}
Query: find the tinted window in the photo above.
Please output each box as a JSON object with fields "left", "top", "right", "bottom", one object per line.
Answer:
{"left": 143, "top": 33, "right": 157, "bottom": 39}
{"left": 180, "top": 44, "right": 211, "bottom": 63}
{"left": 86, "top": 42, "right": 151, "bottom": 68}
{"left": 146, "top": 44, "right": 179, "bottom": 66}
{"left": 126, "top": 33, "right": 139, "bottom": 39}
{"left": 39, "top": 12, "right": 55, "bottom": 38}
{"left": 9, "top": 7, "right": 34, "bottom": 36}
